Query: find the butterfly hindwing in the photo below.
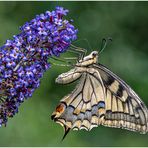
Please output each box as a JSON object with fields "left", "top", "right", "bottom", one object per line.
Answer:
{"left": 52, "top": 71, "right": 106, "bottom": 131}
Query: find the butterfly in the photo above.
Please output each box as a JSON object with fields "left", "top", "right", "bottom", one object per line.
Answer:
{"left": 51, "top": 49, "right": 148, "bottom": 140}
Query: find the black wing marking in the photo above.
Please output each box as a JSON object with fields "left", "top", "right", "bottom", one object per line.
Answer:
{"left": 93, "top": 63, "right": 148, "bottom": 133}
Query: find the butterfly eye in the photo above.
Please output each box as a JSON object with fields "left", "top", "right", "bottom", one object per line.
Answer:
{"left": 92, "top": 51, "right": 98, "bottom": 57}
{"left": 92, "top": 53, "right": 96, "bottom": 57}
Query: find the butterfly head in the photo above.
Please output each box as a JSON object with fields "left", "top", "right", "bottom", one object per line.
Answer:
{"left": 77, "top": 51, "right": 99, "bottom": 66}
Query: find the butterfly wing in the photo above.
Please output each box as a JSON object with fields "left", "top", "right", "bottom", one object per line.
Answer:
{"left": 51, "top": 71, "right": 106, "bottom": 132}
{"left": 51, "top": 64, "right": 148, "bottom": 135}
{"left": 94, "top": 63, "right": 148, "bottom": 133}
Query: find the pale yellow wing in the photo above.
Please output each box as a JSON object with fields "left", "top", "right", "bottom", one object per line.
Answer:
{"left": 95, "top": 63, "right": 148, "bottom": 133}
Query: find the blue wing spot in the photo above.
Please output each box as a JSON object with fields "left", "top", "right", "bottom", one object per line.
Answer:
{"left": 98, "top": 101, "right": 105, "bottom": 109}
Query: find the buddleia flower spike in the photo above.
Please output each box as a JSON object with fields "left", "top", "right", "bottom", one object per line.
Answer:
{"left": 0, "top": 6, "right": 78, "bottom": 126}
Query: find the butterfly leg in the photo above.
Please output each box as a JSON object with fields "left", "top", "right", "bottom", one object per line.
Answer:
{"left": 49, "top": 56, "right": 74, "bottom": 67}
{"left": 70, "top": 44, "right": 87, "bottom": 60}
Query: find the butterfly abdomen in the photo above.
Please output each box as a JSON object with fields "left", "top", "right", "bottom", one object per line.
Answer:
{"left": 56, "top": 68, "right": 82, "bottom": 84}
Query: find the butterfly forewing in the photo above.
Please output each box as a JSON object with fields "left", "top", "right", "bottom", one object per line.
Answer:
{"left": 96, "top": 64, "right": 148, "bottom": 132}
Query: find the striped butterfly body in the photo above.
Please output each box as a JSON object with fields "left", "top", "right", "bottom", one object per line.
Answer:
{"left": 51, "top": 51, "right": 148, "bottom": 139}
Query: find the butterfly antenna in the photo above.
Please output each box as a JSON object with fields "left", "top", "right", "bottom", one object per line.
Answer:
{"left": 61, "top": 126, "right": 71, "bottom": 142}
{"left": 99, "top": 37, "right": 112, "bottom": 54}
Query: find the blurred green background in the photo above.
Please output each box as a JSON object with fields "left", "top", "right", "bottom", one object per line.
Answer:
{"left": 0, "top": 1, "right": 148, "bottom": 147}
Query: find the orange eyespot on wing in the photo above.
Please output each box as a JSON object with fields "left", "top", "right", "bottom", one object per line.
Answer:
{"left": 51, "top": 103, "right": 66, "bottom": 120}
{"left": 56, "top": 103, "right": 65, "bottom": 113}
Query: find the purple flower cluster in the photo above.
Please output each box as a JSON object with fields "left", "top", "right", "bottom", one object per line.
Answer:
{"left": 0, "top": 6, "right": 78, "bottom": 126}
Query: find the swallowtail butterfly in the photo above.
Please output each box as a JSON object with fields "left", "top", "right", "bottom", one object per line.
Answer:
{"left": 51, "top": 50, "right": 148, "bottom": 140}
